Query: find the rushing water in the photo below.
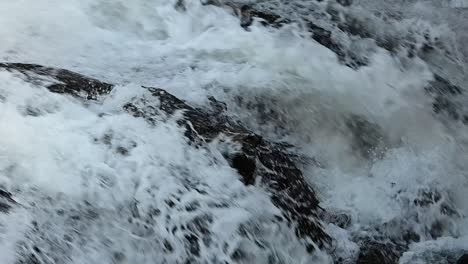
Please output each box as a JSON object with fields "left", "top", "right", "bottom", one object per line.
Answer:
{"left": 0, "top": 0, "right": 467, "bottom": 263}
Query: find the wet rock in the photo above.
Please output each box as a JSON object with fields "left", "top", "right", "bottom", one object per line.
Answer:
{"left": 356, "top": 240, "right": 402, "bottom": 264}
{"left": 174, "top": 0, "right": 186, "bottom": 12}
{"left": 201, "top": 2, "right": 465, "bottom": 112}
{"left": 458, "top": 254, "right": 468, "bottom": 264}
{"left": 239, "top": 5, "right": 253, "bottom": 29}
{"left": 337, "top": 0, "right": 353, "bottom": 6}
{"left": 374, "top": 219, "right": 420, "bottom": 245}
{"left": 251, "top": 10, "right": 343, "bottom": 61}
{"left": 163, "top": 239, "right": 174, "bottom": 253}
{"left": 414, "top": 188, "right": 459, "bottom": 217}
{"left": 320, "top": 210, "right": 352, "bottom": 229}
{"left": 116, "top": 146, "right": 130, "bottom": 156}
{"left": 336, "top": 14, "right": 372, "bottom": 40}
{"left": 425, "top": 74, "right": 466, "bottom": 124}
{"left": 124, "top": 87, "right": 332, "bottom": 249}
{"left": 184, "top": 234, "right": 200, "bottom": 257}
{"left": 233, "top": 95, "right": 292, "bottom": 137}
{"left": 250, "top": 9, "right": 290, "bottom": 28}
{"left": 426, "top": 74, "right": 463, "bottom": 98}
{"left": 207, "top": 95, "right": 227, "bottom": 114}
{"left": 1, "top": 63, "right": 331, "bottom": 252}
{"left": 231, "top": 153, "right": 256, "bottom": 185}
{"left": 0, "top": 63, "right": 113, "bottom": 100}
{"left": 0, "top": 189, "right": 16, "bottom": 213}
{"left": 200, "top": 2, "right": 367, "bottom": 67}
{"left": 15, "top": 253, "right": 40, "bottom": 264}
{"left": 112, "top": 252, "right": 126, "bottom": 263}
{"left": 350, "top": 186, "right": 461, "bottom": 264}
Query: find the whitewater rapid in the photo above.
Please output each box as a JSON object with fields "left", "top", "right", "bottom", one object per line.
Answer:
{"left": 1, "top": 0, "right": 468, "bottom": 263}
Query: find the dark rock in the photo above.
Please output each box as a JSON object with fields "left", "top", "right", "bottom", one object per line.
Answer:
{"left": 433, "top": 96, "right": 459, "bottom": 119}
{"left": 414, "top": 189, "right": 442, "bottom": 208}
{"left": 200, "top": 0, "right": 221, "bottom": 6}
{"left": 231, "top": 153, "right": 256, "bottom": 185}
{"left": 0, "top": 63, "right": 331, "bottom": 252}
{"left": 250, "top": 9, "right": 290, "bottom": 28}
{"left": 458, "top": 254, "right": 468, "bottom": 264}
{"left": 184, "top": 234, "right": 200, "bottom": 257}
{"left": 337, "top": 0, "right": 353, "bottom": 6}
{"left": 175, "top": 0, "right": 186, "bottom": 12}
{"left": 375, "top": 219, "right": 420, "bottom": 244}
{"left": 15, "top": 253, "right": 40, "bottom": 264}
{"left": 336, "top": 15, "right": 371, "bottom": 40}
{"left": 233, "top": 95, "right": 291, "bottom": 137}
{"left": 231, "top": 248, "right": 247, "bottom": 261}
{"left": 357, "top": 240, "right": 402, "bottom": 264}
{"left": 425, "top": 74, "right": 462, "bottom": 96}
{"left": 163, "top": 239, "right": 174, "bottom": 253}
{"left": 200, "top": 2, "right": 366, "bottom": 67}
{"left": 0, "top": 202, "right": 12, "bottom": 214}
{"left": 185, "top": 201, "right": 200, "bottom": 212}
{"left": 187, "top": 214, "right": 212, "bottom": 237}
{"left": 425, "top": 74, "right": 466, "bottom": 124}
{"left": 207, "top": 96, "right": 227, "bottom": 114}
{"left": 0, "top": 189, "right": 16, "bottom": 213}
{"left": 247, "top": 8, "right": 346, "bottom": 64}
{"left": 112, "top": 251, "right": 126, "bottom": 263}
{"left": 116, "top": 146, "right": 130, "bottom": 156}
{"left": 124, "top": 87, "right": 332, "bottom": 249}
{"left": 200, "top": 2, "right": 464, "bottom": 110}
{"left": 351, "top": 186, "right": 461, "bottom": 264}
{"left": 0, "top": 63, "right": 113, "bottom": 100}
{"left": 320, "top": 210, "right": 352, "bottom": 229}
{"left": 240, "top": 5, "right": 253, "bottom": 29}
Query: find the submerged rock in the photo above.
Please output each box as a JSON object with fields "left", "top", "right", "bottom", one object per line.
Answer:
{"left": 425, "top": 74, "right": 467, "bottom": 124}
{"left": 337, "top": 0, "right": 353, "bottom": 6}
{"left": 319, "top": 209, "right": 352, "bottom": 229}
{"left": 458, "top": 254, "right": 468, "bottom": 264}
{"left": 0, "top": 63, "right": 331, "bottom": 252}
{"left": 356, "top": 240, "right": 402, "bottom": 264}
{"left": 124, "top": 87, "right": 332, "bottom": 250}
{"left": 199, "top": 1, "right": 465, "bottom": 120}
{"left": 0, "top": 189, "right": 16, "bottom": 213}
{"left": 346, "top": 114, "right": 387, "bottom": 160}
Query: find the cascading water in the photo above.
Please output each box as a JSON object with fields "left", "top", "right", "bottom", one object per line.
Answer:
{"left": 0, "top": 0, "right": 467, "bottom": 263}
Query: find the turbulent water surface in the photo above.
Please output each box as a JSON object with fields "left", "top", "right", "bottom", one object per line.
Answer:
{"left": 1, "top": 0, "right": 468, "bottom": 263}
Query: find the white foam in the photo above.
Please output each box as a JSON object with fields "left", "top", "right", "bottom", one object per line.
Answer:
{"left": 0, "top": 0, "right": 467, "bottom": 263}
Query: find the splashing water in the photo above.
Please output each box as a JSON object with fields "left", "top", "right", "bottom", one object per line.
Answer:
{"left": 0, "top": 0, "right": 467, "bottom": 263}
